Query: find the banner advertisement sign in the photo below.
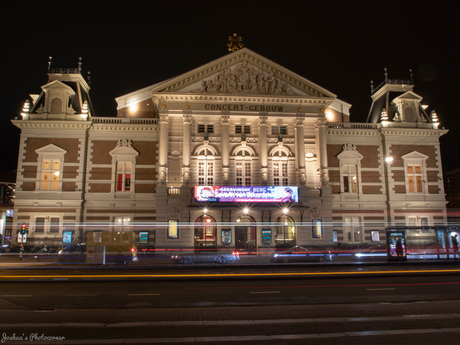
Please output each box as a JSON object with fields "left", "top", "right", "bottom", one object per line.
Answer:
{"left": 194, "top": 186, "right": 299, "bottom": 203}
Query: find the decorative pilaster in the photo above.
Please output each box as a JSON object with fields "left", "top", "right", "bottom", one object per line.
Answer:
{"left": 221, "top": 115, "right": 230, "bottom": 184}
{"left": 294, "top": 116, "right": 306, "bottom": 185}
{"left": 315, "top": 118, "right": 329, "bottom": 185}
{"left": 159, "top": 113, "right": 169, "bottom": 183}
{"left": 258, "top": 116, "right": 268, "bottom": 185}
{"left": 182, "top": 114, "right": 192, "bottom": 184}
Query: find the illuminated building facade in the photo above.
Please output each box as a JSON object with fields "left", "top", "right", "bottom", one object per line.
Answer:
{"left": 11, "top": 48, "right": 448, "bottom": 251}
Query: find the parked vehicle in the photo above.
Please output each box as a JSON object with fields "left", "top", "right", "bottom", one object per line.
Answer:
{"left": 271, "top": 246, "right": 332, "bottom": 263}
{"left": 171, "top": 251, "right": 240, "bottom": 264}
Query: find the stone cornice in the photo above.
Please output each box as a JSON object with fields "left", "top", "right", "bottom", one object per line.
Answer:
{"left": 152, "top": 93, "right": 334, "bottom": 106}
{"left": 11, "top": 120, "right": 92, "bottom": 130}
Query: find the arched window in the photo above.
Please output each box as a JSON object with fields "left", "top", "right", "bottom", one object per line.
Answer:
{"left": 196, "top": 147, "right": 216, "bottom": 186}
{"left": 270, "top": 147, "right": 291, "bottom": 186}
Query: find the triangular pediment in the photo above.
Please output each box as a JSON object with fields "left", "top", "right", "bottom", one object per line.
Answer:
{"left": 393, "top": 91, "right": 422, "bottom": 103}
{"left": 35, "top": 144, "right": 68, "bottom": 156}
{"left": 42, "top": 80, "right": 75, "bottom": 95}
{"left": 150, "top": 48, "right": 336, "bottom": 98}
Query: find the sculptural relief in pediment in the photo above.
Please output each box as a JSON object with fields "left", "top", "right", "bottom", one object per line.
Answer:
{"left": 192, "top": 61, "right": 298, "bottom": 96}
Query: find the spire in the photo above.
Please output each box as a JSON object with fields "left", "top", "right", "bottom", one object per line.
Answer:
{"left": 384, "top": 67, "right": 388, "bottom": 83}
{"left": 48, "top": 56, "right": 53, "bottom": 72}
{"left": 409, "top": 69, "right": 414, "bottom": 84}
{"left": 78, "top": 56, "right": 82, "bottom": 73}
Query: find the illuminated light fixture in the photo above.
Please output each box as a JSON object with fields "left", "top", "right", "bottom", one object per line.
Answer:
{"left": 283, "top": 207, "right": 289, "bottom": 214}
{"left": 203, "top": 208, "right": 208, "bottom": 214}
{"left": 305, "top": 152, "right": 314, "bottom": 158}
{"left": 325, "top": 110, "right": 334, "bottom": 121}
{"left": 243, "top": 207, "right": 249, "bottom": 214}
{"left": 431, "top": 110, "right": 439, "bottom": 129}
{"left": 206, "top": 218, "right": 211, "bottom": 223}
{"left": 385, "top": 156, "right": 393, "bottom": 163}
{"left": 129, "top": 103, "right": 138, "bottom": 114}
{"left": 21, "top": 100, "right": 30, "bottom": 119}
{"left": 54, "top": 171, "right": 60, "bottom": 176}
{"left": 380, "top": 109, "right": 389, "bottom": 127}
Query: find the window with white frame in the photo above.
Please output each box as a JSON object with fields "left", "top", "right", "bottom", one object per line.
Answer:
{"left": 113, "top": 216, "right": 132, "bottom": 243}
{"left": 34, "top": 216, "right": 60, "bottom": 234}
{"left": 109, "top": 139, "right": 139, "bottom": 193}
{"left": 342, "top": 164, "right": 358, "bottom": 193}
{"left": 337, "top": 144, "right": 363, "bottom": 194}
{"left": 344, "top": 216, "right": 361, "bottom": 243}
{"left": 273, "top": 162, "right": 288, "bottom": 186}
{"left": 407, "top": 216, "right": 429, "bottom": 227}
{"left": 270, "top": 146, "right": 290, "bottom": 186}
{"left": 35, "top": 144, "right": 67, "bottom": 192}
{"left": 236, "top": 160, "right": 251, "bottom": 186}
{"left": 401, "top": 151, "right": 428, "bottom": 194}
{"left": 116, "top": 162, "right": 132, "bottom": 192}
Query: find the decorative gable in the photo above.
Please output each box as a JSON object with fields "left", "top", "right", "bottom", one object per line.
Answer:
{"left": 150, "top": 48, "right": 336, "bottom": 98}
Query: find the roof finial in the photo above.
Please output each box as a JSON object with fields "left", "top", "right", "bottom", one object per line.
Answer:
{"left": 409, "top": 68, "right": 414, "bottom": 84}
{"left": 384, "top": 67, "right": 388, "bottom": 82}
{"left": 48, "top": 56, "right": 53, "bottom": 72}
{"left": 78, "top": 56, "right": 82, "bottom": 73}
{"left": 370, "top": 80, "right": 374, "bottom": 94}
{"left": 228, "top": 33, "right": 243, "bottom": 52}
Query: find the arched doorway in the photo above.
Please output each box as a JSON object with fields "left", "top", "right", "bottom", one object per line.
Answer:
{"left": 235, "top": 215, "right": 256, "bottom": 252}
{"left": 194, "top": 215, "right": 217, "bottom": 251}
{"left": 275, "top": 215, "right": 296, "bottom": 248}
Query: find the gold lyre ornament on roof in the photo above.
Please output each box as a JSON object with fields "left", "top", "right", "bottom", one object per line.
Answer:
{"left": 228, "top": 33, "right": 243, "bottom": 52}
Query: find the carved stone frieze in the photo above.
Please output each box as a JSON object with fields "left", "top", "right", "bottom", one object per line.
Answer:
{"left": 192, "top": 61, "right": 298, "bottom": 96}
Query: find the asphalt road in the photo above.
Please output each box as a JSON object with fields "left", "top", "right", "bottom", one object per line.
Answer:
{"left": 0, "top": 263, "right": 460, "bottom": 344}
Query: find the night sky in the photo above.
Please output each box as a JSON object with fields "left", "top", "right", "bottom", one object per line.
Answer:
{"left": 1, "top": 0, "right": 458, "bottom": 175}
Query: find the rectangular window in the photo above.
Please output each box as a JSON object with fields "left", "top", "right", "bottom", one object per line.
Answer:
{"left": 49, "top": 217, "right": 60, "bottom": 233}
{"left": 236, "top": 161, "right": 251, "bottom": 186}
{"left": 344, "top": 216, "right": 361, "bottom": 243}
{"left": 407, "top": 165, "right": 423, "bottom": 193}
{"left": 198, "top": 160, "right": 213, "bottom": 186}
{"left": 198, "top": 124, "right": 213, "bottom": 133}
{"left": 116, "top": 162, "right": 132, "bottom": 192}
{"left": 35, "top": 217, "right": 45, "bottom": 233}
{"left": 272, "top": 126, "right": 287, "bottom": 135}
{"left": 41, "top": 160, "right": 60, "bottom": 191}
{"left": 342, "top": 165, "right": 358, "bottom": 193}
{"left": 273, "top": 162, "right": 288, "bottom": 186}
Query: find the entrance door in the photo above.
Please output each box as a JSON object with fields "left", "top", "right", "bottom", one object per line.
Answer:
{"left": 235, "top": 227, "right": 247, "bottom": 252}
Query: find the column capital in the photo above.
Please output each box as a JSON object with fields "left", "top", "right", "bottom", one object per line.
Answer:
{"left": 159, "top": 114, "right": 169, "bottom": 125}
{"left": 259, "top": 116, "right": 268, "bottom": 126}
{"left": 183, "top": 113, "right": 193, "bottom": 124}
{"left": 315, "top": 118, "right": 327, "bottom": 128}
{"left": 221, "top": 115, "right": 230, "bottom": 124}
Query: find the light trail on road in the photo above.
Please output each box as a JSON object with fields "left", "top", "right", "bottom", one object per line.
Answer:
{"left": 1, "top": 268, "right": 460, "bottom": 280}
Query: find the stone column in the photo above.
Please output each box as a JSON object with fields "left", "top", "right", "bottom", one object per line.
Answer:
{"left": 315, "top": 118, "right": 329, "bottom": 184}
{"left": 294, "top": 116, "right": 306, "bottom": 185}
{"left": 258, "top": 115, "right": 268, "bottom": 185}
{"left": 159, "top": 113, "right": 169, "bottom": 183}
{"left": 182, "top": 114, "right": 192, "bottom": 183}
{"left": 221, "top": 115, "right": 230, "bottom": 184}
